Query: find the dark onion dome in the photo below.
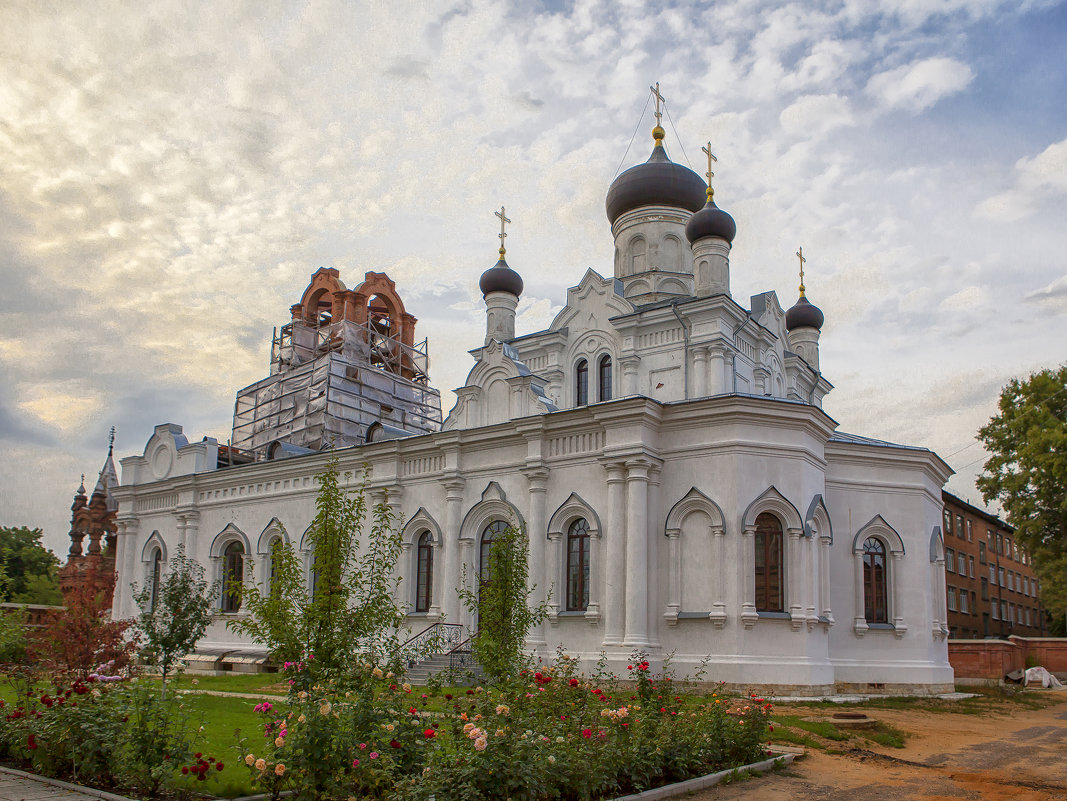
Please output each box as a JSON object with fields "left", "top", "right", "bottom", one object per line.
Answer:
{"left": 685, "top": 197, "right": 736, "bottom": 244}
{"left": 785, "top": 295, "right": 825, "bottom": 331}
{"left": 479, "top": 256, "right": 524, "bottom": 297}
{"left": 605, "top": 140, "right": 707, "bottom": 225}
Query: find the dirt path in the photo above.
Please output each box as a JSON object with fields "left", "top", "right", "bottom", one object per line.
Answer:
{"left": 694, "top": 693, "right": 1067, "bottom": 801}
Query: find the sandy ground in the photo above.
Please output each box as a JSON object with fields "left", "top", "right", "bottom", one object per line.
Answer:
{"left": 694, "top": 693, "right": 1067, "bottom": 801}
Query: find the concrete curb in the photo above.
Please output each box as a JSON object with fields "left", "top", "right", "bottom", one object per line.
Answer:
{"left": 0, "top": 765, "right": 137, "bottom": 801}
{"left": 607, "top": 752, "right": 796, "bottom": 801}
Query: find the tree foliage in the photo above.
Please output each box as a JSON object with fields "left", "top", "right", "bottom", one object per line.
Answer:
{"left": 228, "top": 458, "right": 405, "bottom": 689}
{"left": 458, "top": 524, "right": 547, "bottom": 684}
{"left": 0, "top": 526, "right": 62, "bottom": 605}
{"left": 132, "top": 543, "right": 217, "bottom": 697}
{"left": 31, "top": 564, "right": 135, "bottom": 685}
{"left": 977, "top": 365, "right": 1067, "bottom": 626}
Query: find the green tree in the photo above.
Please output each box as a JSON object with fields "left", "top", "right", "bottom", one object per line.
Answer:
{"left": 977, "top": 365, "right": 1067, "bottom": 632}
{"left": 0, "top": 526, "right": 62, "bottom": 605}
{"left": 458, "top": 523, "right": 547, "bottom": 684}
{"left": 132, "top": 544, "right": 217, "bottom": 698}
{"left": 228, "top": 458, "right": 405, "bottom": 689}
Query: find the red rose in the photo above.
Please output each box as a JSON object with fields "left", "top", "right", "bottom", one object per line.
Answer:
{"left": 390, "top": 739, "right": 401, "bottom": 749}
{"left": 409, "top": 707, "right": 418, "bottom": 715}
{"left": 581, "top": 728, "right": 592, "bottom": 738}
{"left": 424, "top": 728, "right": 436, "bottom": 738}
{"left": 569, "top": 678, "right": 579, "bottom": 687}
{"left": 216, "top": 762, "right": 224, "bottom": 771}
{"left": 181, "top": 767, "right": 189, "bottom": 775}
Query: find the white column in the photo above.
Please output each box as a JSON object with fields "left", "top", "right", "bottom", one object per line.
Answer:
{"left": 819, "top": 537, "right": 833, "bottom": 623}
{"left": 524, "top": 468, "right": 549, "bottom": 646}
{"left": 788, "top": 529, "right": 804, "bottom": 630}
{"left": 620, "top": 356, "right": 640, "bottom": 397}
{"left": 853, "top": 551, "right": 868, "bottom": 637}
{"left": 891, "top": 552, "right": 907, "bottom": 637}
{"left": 710, "top": 527, "right": 727, "bottom": 627}
{"left": 692, "top": 347, "right": 708, "bottom": 398}
{"left": 442, "top": 478, "right": 465, "bottom": 626}
{"left": 740, "top": 526, "right": 757, "bottom": 628}
{"left": 182, "top": 510, "right": 200, "bottom": 558}
{"left": 547, "top": 531, "right": 563, "bottom": 619}
{"left": 664, "top": 529, "right": 681, "bottom": 625}
{"left": 623, "top": 458, "right": 650, "bottom": 647}
{"left": 645, "top": 463, "right": 662, "bottom": 647}
{"left": 709, "top": 347, "right": 726, "bottom": 395}
{"left": 603, "top": 462, "right": 626, "bottom": 646}
{"left": 460, "top": 539, "right": 475, "bottom": 633}
{"left": 804, "top": 534, "right": 817, "bottom": 627}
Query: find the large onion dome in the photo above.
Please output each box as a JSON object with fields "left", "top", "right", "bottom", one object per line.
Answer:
{"left": 479, "top": 256, "right": 523, "bottom": 297}
{"left": 606, "top": 131, "right": 707, "bottom": 225}
{"left": 685, "top": 198, "right": 736, "bottom": 244}
{"left": 785, "top": 295, "right": 825, "bottom": 331}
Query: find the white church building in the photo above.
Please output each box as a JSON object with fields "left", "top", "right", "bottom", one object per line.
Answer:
{"left": 104, "top": 113, "right": 955, "bottom": 695}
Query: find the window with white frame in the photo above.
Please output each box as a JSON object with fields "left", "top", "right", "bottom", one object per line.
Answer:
{"left": 999, "top": 566, "right": 1005, "bottom": 586}
{"left": 957, "top": 552, "right": 966, "bottom": 575}
{"left": 566, "top": 518, "right": 591, "bottom": 611}
{"left": 947, "top": 586, "right": 957, "bottom": 611}
{"left": 968, "top": 555, "right": 975, "bottom": 577}
{"left": 946, "top": 548, "right": 955, "bottom": 573}
{"left": 992, "top": 601, "right": 999, "bottom": 620}
{"left": 863, "top": 537, "right": 889, "bottom": 624}
{"left": 221, "top": 541, "right": 244, "bottom": 613}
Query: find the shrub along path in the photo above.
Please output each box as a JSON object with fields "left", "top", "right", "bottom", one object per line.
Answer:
{"left": 694, "top": 689, "right": 1067, "bottom": 801}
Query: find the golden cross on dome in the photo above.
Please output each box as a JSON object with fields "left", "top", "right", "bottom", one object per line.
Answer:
{"left": 796, "top": 247, "right": 807, "bottom": 297}
{"left": 650, "top": 82, "right": 665, "bottom": 128}
{"left": 495, "top": 206, "right": 511, "bottom": 256}
{"left": 702, "top": 141, "right": 717, "bottom": 199}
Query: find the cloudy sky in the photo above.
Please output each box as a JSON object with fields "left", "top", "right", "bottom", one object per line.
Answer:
{"left": 2, "top": 0, "right": 1065, "bottom": 558}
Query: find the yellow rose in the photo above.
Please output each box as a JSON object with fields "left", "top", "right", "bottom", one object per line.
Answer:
{"left": 255, "top": 759, "right": 266, "bottom": 771}
{"left": 245, "top": 754, "right": 255, "bottom": 766}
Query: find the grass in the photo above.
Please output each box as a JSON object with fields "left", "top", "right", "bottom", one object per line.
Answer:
{"left": 170, "top": 693, "right": 261, "bottom": 798}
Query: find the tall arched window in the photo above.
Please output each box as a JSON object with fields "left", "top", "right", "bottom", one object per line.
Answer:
{"left": 863, "top": 537, "right": 888, "bottom": 624}
{"left": 598, "top": 355, "right": 612, "bottom": 402}
{"left": 480, "top": 520, "right": 509, "bottom": 583}
{"left": 149, "top": 548, "right": 163, "bottom": 612}
{"left": 267, "top": 538, "right": 283, "bottom": 600}
{"left": 754, "top": 512, "right": 784, "bottom": 613}
{"left": 416, "top": 531, "right": 434, "bottom": 613}
{"left": 221, "top": 541, "right": 244, "bottom": 613}
{"left": 575, "top": 359, "right": 589, "bottom": 407}
{"left": 566, "top": 518, "right": 590, "bottom": 611}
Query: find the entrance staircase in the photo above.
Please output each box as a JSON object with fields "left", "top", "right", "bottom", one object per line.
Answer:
{"left": 398, "top": 622, "right": 482, "bottom": 686}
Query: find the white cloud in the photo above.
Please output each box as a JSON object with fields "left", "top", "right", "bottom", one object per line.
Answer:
{"left": 865, "top": 57, "right": 974, "bottom": 112}
{"left": 779, "top": 94, "right": 854, "bottom": 137}
{"left": 976, "top": 137, "right": 1067, "bottom": 221}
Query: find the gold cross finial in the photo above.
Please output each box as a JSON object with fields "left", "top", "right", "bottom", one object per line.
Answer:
{"left": 650, "top": 82, "right": 666, "bottom": 144}
{"left": 495, "top": 206, "right": 511, "bottom": 257}
{"left": 702, "top": 141, "right": 717, "bottom": 200}
{"left": 796, "top": 247, "right": 807, "bottom": 297}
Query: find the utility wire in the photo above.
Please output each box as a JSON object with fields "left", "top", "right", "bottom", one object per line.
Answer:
{"left": 663, "top": 104, "right": 692, "bottom": 169}
{"left": 612, "top": 92, "right": 653, "bottom": 181}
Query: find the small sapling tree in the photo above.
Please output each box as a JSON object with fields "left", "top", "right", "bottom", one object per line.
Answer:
{"left": 229, "top": 458, "right": 406, "bottom": 691}
{"left": 132, "top": 543, "right": 217, "bottom": 697}
{"left": 458, "top": 523, "right": 548, "bottom": 683}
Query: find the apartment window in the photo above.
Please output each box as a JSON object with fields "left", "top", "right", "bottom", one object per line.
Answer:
{"left": 1013, "top": 543, "right": 1019, "bottom": 561}
{"left": 959, "top": 591, "right": 969, "bottom": 614}
{"left": 992, "top": 602, "right": 999, "bottom": 620}
{"left": 946, "top": 548, "right": 955, "bottom": 573}
{"left": 978, "top": 541, "right": 986, "bottom": 564}
{"left": 971, "top": 591, "right": 977, "bottom": 615}
{"left": 1026, "top": 608, "right": 1032, "bottom": 626}
{"left": 981, "top": 577, "right": 989, "bottom": 601}
{"left": 957, "top": 552, "right": 966, "bottom": 575}
{"left": 1001, "top": 600, "right": 1008, "bottom": 620}
{"left": 956, "top": 515, "right": 965, "bottom": 539}
{"left": 999, "top": 566, "right": 1005, "bottom": 587}
{"left": 1009, "top": 602, "right": 1016, "bottom": 623}
{"left": 966, "top": 520, "right": 973, "bottom": 541}
{"left": 1017, "top": 605, "right": 1023, "bottom": 624}
{"left": 947, "top": 586, "right": 957, "bottom": 612}
{"left": 1024, "top": 576, "right": 1030, "bottom": 596}
{"left": 989, "top": 564, "right": 996, "bottom": 583}
{"left": 943, "top": 509, "right": 952, "bottom": 534}
{"left": 968, "top": 555, "right": 975, "bottom": 578}
{"left": 996, "top": 533, "right": 1003, "bottom": 554}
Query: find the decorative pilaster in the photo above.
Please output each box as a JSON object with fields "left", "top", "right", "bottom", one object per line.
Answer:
{"left": 622, "top": 458, "right": 650, "bottom": 647}
{"left": 664, "top": 529, "right": 681, "bottom": 626}
{"left": 891, "top": 552, "right": 907, "bottom": 638}
{"left": 709, "top": 347, "right": 726, "bottom": 395}
{"left": 692, "top": 347, "right": 708, "bottom": 398}
{"left": 788, "top": 528, "right": 804, "bottom": 630}
{"left": 620, "top": 356, "right": 640, "bottom": 397}
{"left": 442, "top": 477, "right": 465, "bottom": 626}
{"left": 710, "top": 526, "right": 727, "bottom": 627}
{"left": 819, "top": 536, "right": 833, "bottom": 624}
{"left": 740, "top": 525, "right": 758, "bottom": 628}
{"left": 523, "top": 467, "right": 549, "bottom": 646}
{"left": 853, "top": 550, "right": 869, "bottom": 638}
{"left": 603, "top": 462, "right": 627, "bottom": 646}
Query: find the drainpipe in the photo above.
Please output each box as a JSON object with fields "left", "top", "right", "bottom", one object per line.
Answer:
{"left": 671, "top": 303, "right": 690, "bottom": 400}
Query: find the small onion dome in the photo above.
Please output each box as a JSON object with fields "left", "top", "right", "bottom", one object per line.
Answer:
{"left": 685, "top": 198, "right": 736, "bottom": 244}
{"left": 785, "top": 295, "right": 825, "bottom": 331}
{"left": 605, "top": 143, "right": 707, "bottom": 225}
{"left": 479, "top": 256, "right": 524, "bottom": 297}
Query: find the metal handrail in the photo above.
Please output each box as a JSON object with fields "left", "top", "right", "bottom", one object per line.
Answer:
{"left": 398, "top": 622, "right": 464, "bottom": 669}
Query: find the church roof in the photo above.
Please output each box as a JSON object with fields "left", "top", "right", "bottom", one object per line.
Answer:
{"left": 92, "top": 436, "right": 120, "bottom": 513}
{"left": 828, "top": 431, "right": 928, "bottom": 452}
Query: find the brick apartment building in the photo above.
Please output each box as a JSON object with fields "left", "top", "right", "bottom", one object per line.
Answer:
{"left": 942, "top": 491, "right": 1047, "bottom": 639}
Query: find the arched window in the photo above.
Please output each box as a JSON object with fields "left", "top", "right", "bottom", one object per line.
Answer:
{"left": 575, "top": 359, "right": 589, "bottom": 407}
{"left": 754, "top": 512, "right": 784, "bottom": 613}
{"left": 598, "top": 355, "right": 612, "bottom": 402}
{"left": 630, "top": 237, "right": 646, "bottom": 274}
{"left": 266, "top": 538, "right": 283, "bottom": 600}
{"left": 863, "top": 537, "right": 888, "bottom": 624}
{"left": 149, "top": 548, "right": 162, "bottom": 612}
{"left": 566, "top": 518, "right": 590, "bottom": 611}
{"left": 480, "top": 520, "right": 508, "bottom": 583}
{"left": 415, "top": 531, "right": 434, "bottom": 613}
{"left": 221, "top": 541, "right": 244, "bottom": 613}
